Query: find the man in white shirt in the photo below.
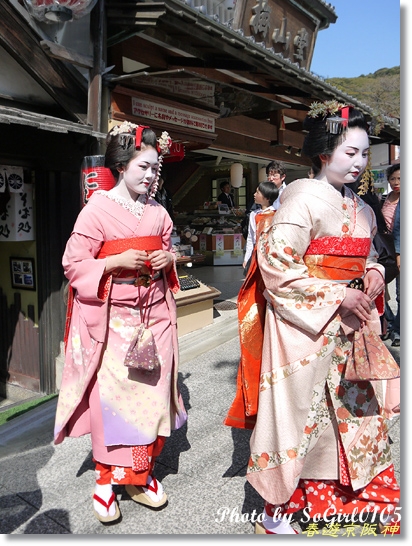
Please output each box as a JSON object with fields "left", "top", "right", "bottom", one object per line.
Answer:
{"left": 242, "top": 161, "right": 286, "bottom": 239}
{"left": 266, "top": 160, "right": 287, "bottom": 210}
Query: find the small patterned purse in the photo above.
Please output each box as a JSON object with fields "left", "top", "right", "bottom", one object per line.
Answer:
{"left": 344, "top": 278, "right": 399, "bottom": 382}
{"left": 345, "top": 324, "right": 400, "bottom": 382}
{"left": 124, "top": 276, "right": 160, "bottom": 372}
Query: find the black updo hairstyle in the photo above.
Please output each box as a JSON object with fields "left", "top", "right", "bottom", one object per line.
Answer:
{"left": 105, "top": 126, "right": 158, "bottom": 181}
{"left": 302, "top": 107, "right": 369, "bottom": 174}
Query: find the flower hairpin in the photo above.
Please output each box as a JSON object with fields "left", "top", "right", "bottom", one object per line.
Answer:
{"left": 308, "top": 100, "right": 347, "bottom": 119}
{"left": 308, "top": 101, "right": 350, "bottom": 134}
{"left": 157, "top": 131, "right": 172, "bottom": 156}
{"left": 150, "top": 132, "right": 172, "bottom": 198}
{"left": 110, "top": 121, "right": 138, "bottom": 136}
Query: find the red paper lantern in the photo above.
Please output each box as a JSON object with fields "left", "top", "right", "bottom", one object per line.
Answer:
{"left": 23, "top": 0, "right": 98, "bottom": 23}
{"left": 162, "top": 142, "right": 185, "bottom": 163}
{"left": 80, "top": 156, "right": 116, "bottom": 207}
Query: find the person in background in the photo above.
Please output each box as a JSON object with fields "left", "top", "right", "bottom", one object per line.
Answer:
{"left": 155, "top": 174, "right": 175, "bottom": 223}
{"left": 226, "top": 102, "right": 400, "bottom": 534}
{"left": 241, "top": 161, "right": 287, "bottom": 242}
{"left": 217, "top": 180, "right": 235, "bottom": 208}
{"left": 266, "top": 160, "right": 287, "bottom": 209}
{"left": 390, "top": 199, "right": 400, "bottom": 346}
{"left": 54, "top": 122, "right": 187, "bottom": 524}
{"left": 381, "top": 164, "right": 400, "bottom": 346}
{"left": 242, "top": 181, "right": 278, "bottom": 276}
{"left": 346, "top": 165, "right": 398, "bottom": 340}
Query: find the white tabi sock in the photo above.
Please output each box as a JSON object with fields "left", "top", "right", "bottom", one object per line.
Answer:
{"left": 94, "top": 483, "right": 116, "bottom": 517}
{"left": 141, "top": 475, "right": 164, "bottom": 503}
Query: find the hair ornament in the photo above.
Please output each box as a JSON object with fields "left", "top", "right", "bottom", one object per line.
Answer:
{"left": 135, "top": 125, "right": 150, "bottom": 149}
{"left": 308, "top": 101, "right": 351, "bottom": 134}
{"left": 149, "top": 132, "right": 172, "bottom": 198}
{"left": 157, "top": 131, "right": 172, "bottom": 156}
{"left": 368, "top": 115, "right": 385, "bottom": 137}
{"left": 110, "top": 121, "right": 138, "bottom": 136}
{"left": 357, "top": 148, "right": 374, "bottom": 196}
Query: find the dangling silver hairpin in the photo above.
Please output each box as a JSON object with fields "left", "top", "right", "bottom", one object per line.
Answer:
{"left": 119, "top": 134, "right": 134, "bottom": 149}
{"left": 325, "top": 116, "right": 347, "bottom": 134}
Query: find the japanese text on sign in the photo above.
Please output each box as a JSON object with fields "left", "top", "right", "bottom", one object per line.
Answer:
{"left": 131, "top": 98, "right": 215, "bottom": 132}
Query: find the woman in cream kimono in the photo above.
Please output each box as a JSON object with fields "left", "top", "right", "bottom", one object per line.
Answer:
{"left": 54, "top": 123, "right": 187, "bottom": 523}
{"left": 229, "top": 104, "right": 400, "bottom": 534}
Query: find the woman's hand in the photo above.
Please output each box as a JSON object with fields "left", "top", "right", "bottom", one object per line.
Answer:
{"left": 105, "top": 249, "right": 150, "bottom": 273}
{"left": 147, "top": 250, "right": 174, "bottom": 272}
{"left": 339, "top": 288, "right": 372, "bottom": 322}
{"left": 363, "top": 268, "right": 385, "bottom": 301}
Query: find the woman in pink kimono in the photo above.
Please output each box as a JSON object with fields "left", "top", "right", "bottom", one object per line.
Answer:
{"left": 233, "top": 104, "right": 400, "bottom": 533}
{"left": 54, "top": 122, "right": 187, "bottom": 523}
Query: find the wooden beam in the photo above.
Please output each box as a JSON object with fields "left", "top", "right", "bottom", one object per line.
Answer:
{"left": 166, "top": 56, "right": 253, "bottom": 71}
{"left": 283, "top": 108, "right": 309, "bottom": 122}
{"left": 87, "top": 0, "right": 105, "bottom": 134}
{"left": 0, "top": 2, "right": 87, "bottom": 121}
{"left": 211, "top": 128, "right": 310, "bottom": 165}
{"left": 275, "top": 128, "right": 305, "bottom": 149}
{"left": 216, "top": 115, "right": 277, "bottom": 142}
{"left": 40, "top": 40, "right": 93, "bottom": 69}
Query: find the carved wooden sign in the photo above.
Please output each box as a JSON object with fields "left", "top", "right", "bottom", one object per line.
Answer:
{"left": 233, "top": 0, "right": 317, "bottom": 69}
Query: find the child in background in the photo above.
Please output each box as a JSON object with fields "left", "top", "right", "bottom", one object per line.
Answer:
{"left": 242, "top": 181, "right": 278, "bottom": 276}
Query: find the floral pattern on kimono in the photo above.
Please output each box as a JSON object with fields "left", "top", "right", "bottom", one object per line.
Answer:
{"left": 54, "top": 192, "right": 187, "bottom": 449}
{"left": 246, "top": 179, "right": 391, "bottom": 505}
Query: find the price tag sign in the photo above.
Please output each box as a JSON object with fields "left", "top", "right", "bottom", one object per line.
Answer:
{"left": 234, "top": 234, "right": 242, "bottom": 249}
{"left": 199, "top": 234, "right": 207, "bottom": 252}
{"left": 215, "top": 234, "right": 224, "bottom": 250}
{"left": 215, "top": 234, "right": 224, "bottom": 256}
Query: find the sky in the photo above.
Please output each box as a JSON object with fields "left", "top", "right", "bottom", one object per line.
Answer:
{"left": 310, "top": 0, "right": 402, "bottom": 79}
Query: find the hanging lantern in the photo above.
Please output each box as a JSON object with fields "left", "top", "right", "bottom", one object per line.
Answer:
{"left": 258, "top": 167, "right": 267, "bottom": 183}
{"left": 230, "top": 163, "right": 243, "bottom": 188}
{"left": 80, "top": 155, "right": 116, "bottom": 207}
{"left": 23, "top": 0, "right": 98, "bottom": 24}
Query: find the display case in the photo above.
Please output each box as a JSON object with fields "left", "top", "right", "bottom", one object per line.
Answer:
{"left": 174, "top": 210, "right": 245, "bottom": 265}
{"left": 191, "top": 233, "right": 244, "bottom": 265}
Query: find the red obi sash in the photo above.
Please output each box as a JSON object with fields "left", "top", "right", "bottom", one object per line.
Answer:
{"left": 304, "top": 237, "right": 370, "bottom": 283}
{"left": 224, "top": 234, "right": 375, "bottom": 430}
{"left": 64, "top": 236, "right": 163, "bottom": 349}
{"left": 305, "top": 237, "right": 371, "bottom": 257}
{"left": 97, "top": 235, "right": 163, "bottom": 294}
{"left": 97, "top": 236, "right": 162, "bottom": 259}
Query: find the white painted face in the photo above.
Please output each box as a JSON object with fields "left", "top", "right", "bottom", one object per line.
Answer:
{"left": 323, "top": 127, "right": 369, "bottom": 189}
{"left": 122, "top": 146, "right": 159, "bottom": 198}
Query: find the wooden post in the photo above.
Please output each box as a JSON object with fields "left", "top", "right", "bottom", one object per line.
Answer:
{"left": 87, "top": 0, "right": 105, "bottom": 151}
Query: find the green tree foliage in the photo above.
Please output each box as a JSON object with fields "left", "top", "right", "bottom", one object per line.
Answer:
{"left": 326, "top": 66, "right": 400, "bottom": 120}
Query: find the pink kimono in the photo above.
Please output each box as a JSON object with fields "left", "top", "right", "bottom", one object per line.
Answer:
{"left": 54, "top": 192, "right": 187, "bottom": 469}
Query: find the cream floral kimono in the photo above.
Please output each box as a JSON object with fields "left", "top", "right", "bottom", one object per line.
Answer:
{"left": 247, "top": 178, "right": 392, "bottom": 505}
